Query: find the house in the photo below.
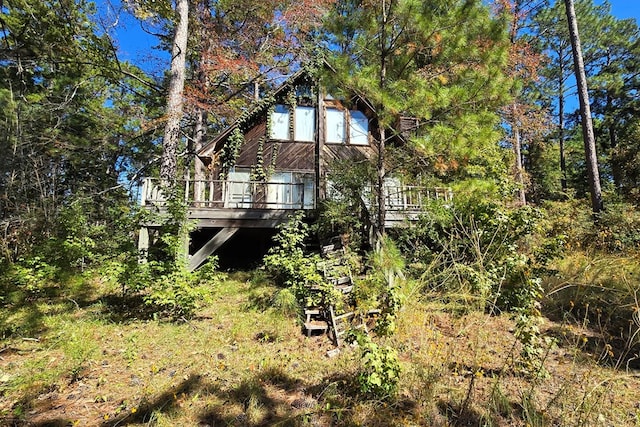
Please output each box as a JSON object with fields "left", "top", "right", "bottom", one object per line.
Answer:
{"left": 138, "top": 66, "right": 451, "bottom": 270}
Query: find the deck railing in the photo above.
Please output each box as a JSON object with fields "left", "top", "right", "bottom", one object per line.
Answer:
{"left": 383, "top": 185, "right": 452, "bottom": 211}
{"left": 140, "top": 177, "right": 315, "bottom": 209}
{"left": 140, "top": 178, "right": 452, "bottom": 212}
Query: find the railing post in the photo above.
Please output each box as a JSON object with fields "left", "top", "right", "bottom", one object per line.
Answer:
{"left": 140, "top": 178, "right": 148, "bottom": 206}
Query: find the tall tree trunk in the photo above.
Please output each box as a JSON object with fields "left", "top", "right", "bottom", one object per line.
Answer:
{"left": 375, "top": 0, "right": 388, "bottom": 241}
{"left": 564, "top": 0, "right": 603, "bottom": 213}
{"left": 514, "top": 120, "right": 526, "bottom": 205}
{"left": 507, "top": 2, "right": 526, "bottom": 206}
{"left": 558, "top": 64, "right": 567, "bottom": 192}
{"left": 193, "top": 107, "right": 207, "bottom": 204}
{"left": 160, "top": 0, "right": 189, "bottom": 184}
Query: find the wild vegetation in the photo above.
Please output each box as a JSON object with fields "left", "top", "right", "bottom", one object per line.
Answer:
{"left": 2, "top": 202, "right": 640, "bottom": 425}
{"left": 2, "top": 0, "right": 640, "bottom": 425}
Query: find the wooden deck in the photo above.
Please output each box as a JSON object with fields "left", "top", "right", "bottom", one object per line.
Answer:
{"left": 141, "top": 177, "right": 451, "bottom": 227}
{"left": 138, "top": 177, "right": 452, "bottom": 270}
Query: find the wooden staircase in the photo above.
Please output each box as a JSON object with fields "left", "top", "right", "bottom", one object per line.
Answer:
{"left": 303, "top": 238, "right": 372, "bottom": 346}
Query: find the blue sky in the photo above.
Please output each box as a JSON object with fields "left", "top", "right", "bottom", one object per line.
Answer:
{"left": 96, "top": 0, "right": 640, "bottom": 76}
{"left": 603, "top": 1, "right": 640, "bottom": 20}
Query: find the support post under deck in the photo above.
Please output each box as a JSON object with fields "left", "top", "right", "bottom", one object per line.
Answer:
{"left": 137, "top": 227, "right": 149, "bottom": 262}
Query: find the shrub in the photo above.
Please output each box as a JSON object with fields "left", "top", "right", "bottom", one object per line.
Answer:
{"left": 263, "top": 212, "right": 342, "bottom": 309}
{"left": 350, "top": 332, "right": 401, "bottom": 399}
{"left": 542, "top": 199, "right": 640, "bottom": 253}
{"left": 118, "top": 191, "right": 220, "bottom": 319}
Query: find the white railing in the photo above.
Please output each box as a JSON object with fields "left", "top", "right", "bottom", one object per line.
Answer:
{"left": 140, "top": 178, "right": 452, "bottom": 213}
{"left": 383, "top": 185, "right": 453, "bottom": 211}
{"left": 140, "top": 177, "right": 315, "bottom": 210}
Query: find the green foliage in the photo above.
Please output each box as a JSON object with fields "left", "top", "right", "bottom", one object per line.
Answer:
{"left": 543, "top": 199, "right": 640, "bottom": 253}
{"left": 349, "top": 332, "right": 401, "bottom": 399}
{"left": 263, "top": 211, "right": 342, "bottom": 309}
{"left": 219, "top": 127, "right": 245, "bottom": 179}
{"left": 356, "top": 237, "right": 405, "bottom": 336}
{"left": 324, "top": 0, "right": 512, "bottom": 183}
{"left": 396, "top": 200, "right": 565, "bottom": 316}
{"left": 119, "top": 193, "right": 219, "bottom": 318}
{"left": 316, "top": 160, "right": 375, "bottom": 250}
{"left": 394, "top": 199, "right": 569, "bottom": 375}
{"left": 120, "top": 257, "right": 218, "bottom": 319}
{"left": 4, "top": 257, "right": 59, "bottom": 297}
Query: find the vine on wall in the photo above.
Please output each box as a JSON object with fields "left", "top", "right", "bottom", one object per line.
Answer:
{"left": 219, "top": 127, "right": 244, "bottom": 179}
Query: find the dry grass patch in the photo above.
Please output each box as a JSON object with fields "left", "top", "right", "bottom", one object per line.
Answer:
{"left": 2, "top": 269, "right": 640, "bottom": 426}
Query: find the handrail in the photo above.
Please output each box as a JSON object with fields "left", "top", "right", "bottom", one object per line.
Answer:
{"left": 141, "top": 177, "right": 315, "bottom": 209}
{"left": 140, "top": 177, "right": 452, "bottom": 212}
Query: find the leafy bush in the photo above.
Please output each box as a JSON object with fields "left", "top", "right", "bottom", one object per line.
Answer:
{"left": 316, "top": 159, "right": 375, "bottom": 251}
{"left": 353, "top": 237, "right": 405, "bottom": 336}
{"left": 263, "top": 212, "right": 342, "bottom": 309}
{"left": 4, "top": 256, "right": 59, "bottom": 297}
{"left": 119, "top": 257, "right": 218, "bottom": 318}
{"left": 118, "top": 192, "right": 219, "bottom": 319}
{"left": 349, "top": 332, "right": 401, "bottom": 399}
{"left": 395, "top": 200, "right": 562, "bottom": 311}
{"left": 542, "top": 199, "right": 640, "bottom": 253}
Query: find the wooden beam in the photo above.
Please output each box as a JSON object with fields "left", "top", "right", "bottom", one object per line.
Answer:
{"left": 137, "top": 227, "right": 149, "bottom": 262}
{"left": 188, "top": 227, "right": 239, "bottom": 271}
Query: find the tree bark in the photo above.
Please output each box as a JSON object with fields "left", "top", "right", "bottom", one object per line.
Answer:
{"left": 514, "top": 120, "right": 526, "bottom": 206}
{"left": 160, "top": 0, "right": 189, "bottom": 184}
{"left": 375, "top": 0, "right": 388, "bottom": 241}
{"left": 558, "top": 62, "right": 567, "bottom": 192}
{"left": 564, "top": 0, "right": 603, "bottom": 213}
{"left": 193, "top": 107, "right": 207, "bottom": 204}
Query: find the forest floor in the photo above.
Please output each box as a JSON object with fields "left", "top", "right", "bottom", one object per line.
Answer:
{"left": 2, "top": 271, "right": 640, "bottom": 426}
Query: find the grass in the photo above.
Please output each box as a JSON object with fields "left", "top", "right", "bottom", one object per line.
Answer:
{"left": 2, "top": 262, "right": 640, "bottom": 426}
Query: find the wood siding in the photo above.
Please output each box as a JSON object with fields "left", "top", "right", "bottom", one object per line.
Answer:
{"left": 320, "top": 144, "right": 377, "bottom": 171}
{"left": 235, "top": 120, "right": 315, "bottom": 171}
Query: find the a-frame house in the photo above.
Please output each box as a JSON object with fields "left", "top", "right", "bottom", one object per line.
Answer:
{"left": 138, "top": 67, "right": 451, "bottom": 270}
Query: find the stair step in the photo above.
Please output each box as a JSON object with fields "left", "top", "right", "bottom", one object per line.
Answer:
{"left": 336, "top": 285, "right": 353, "bottom": 294}
{"left": 334, "top": 311, "right": 355, "bottom": 321}
{"left": 331, "top": 276, "right": 351, "bottom": 285}
{"left": 304, "top": 321, "right": 329, "bottom": 337}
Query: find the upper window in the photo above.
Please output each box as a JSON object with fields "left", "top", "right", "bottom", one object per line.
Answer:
{"left": 326, "top": 108, "right": 346, "bottom": 143}
{"left": 270, "top": 104, "right": 290, "bottom": 140}
{"left": 325, "top": 108, "right": 369, "bottom": 145}
{"left": 294, "top": 106, "right": 315, "bottom": 142}
{"left": 270, "top": 104, "right": 316, "bottom": 142}
{"left": 349, "top": 110, "right": 369, "bottom": 145}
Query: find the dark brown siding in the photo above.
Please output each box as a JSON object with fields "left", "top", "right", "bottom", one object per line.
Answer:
{"left": 236, "top": 121, "right": 266, "bottom": 167}
{"left": 321, "top": 144, "right": 377, "bottom": 171}
{"left": 234, "top": 120, "right": 315, "bottom": 171}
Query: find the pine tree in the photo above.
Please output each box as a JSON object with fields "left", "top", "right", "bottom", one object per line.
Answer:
{"left": 564, "top": 0, "right": 603, "bottom": 213}
{"left": 0, "top": 0, "right": 139, "bottom": 259}
{"left": 324, "top": 0, "right": 512, "bottom": 235}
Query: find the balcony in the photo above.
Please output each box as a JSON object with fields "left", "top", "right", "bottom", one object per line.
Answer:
{"left": 140, "top": 174, "right": 315, "bottom": 210}
{"left": 139, "top": 176, "right": 451, "bottom": 229}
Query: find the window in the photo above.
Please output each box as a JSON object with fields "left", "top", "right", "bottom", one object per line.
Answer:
{"left": 294, "top": 106, "right": 315, "bottom": 142}
{"left": 267, "top": 171, "right": 315, "bottom": 209}
{"left": 326, "top": 108, "right": 345, "bottom": 143}
{"left": 270, "top": 104, "right": 316, "bottom": 142}
{"left": 325, "top": 108, "right": 369, "bottom": 145}
{"left": 350, "top": 110, "right": 369, "bottom": 145}
{"left": 270, "top": 104, "right": 290, "bottom": 140}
